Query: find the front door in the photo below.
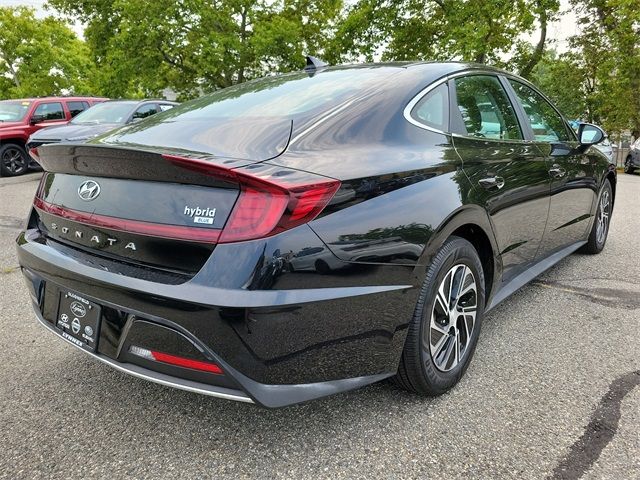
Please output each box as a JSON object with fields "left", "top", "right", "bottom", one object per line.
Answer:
{"left": 506, "top": 79, "right": 598, "bottom": 257}
{"left": 451, "top": 74, "right": 551, "bottom": 284}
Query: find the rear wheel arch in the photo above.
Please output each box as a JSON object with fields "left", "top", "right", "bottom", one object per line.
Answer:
{"left": 0, "top": 138, "right": 27, "bottom": 150}
{"left": 415, "top": 206, "right": 500, "bottom": 301}
{"left": 450, "top": 224, "right": 495, "bottom": 300}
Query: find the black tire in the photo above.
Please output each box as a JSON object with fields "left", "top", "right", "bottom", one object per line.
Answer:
{"left": 0, "top": 143, "right": 29, "bottom": 177}
{"left": 314, "top": 259, "right": 331, "bottom": 274}
{"left": 394, "top": 236, "right": 485, "bottom": 396}
{"left": 624, "top": 157, "right": 635, "bottom": 174}
{"left": 580, "top": 179, "right": 613, "bottom": 254}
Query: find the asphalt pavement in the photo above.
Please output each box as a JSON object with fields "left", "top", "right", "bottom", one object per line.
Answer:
{"left": 0, "top": 172, "right": 638, "bottom": 479}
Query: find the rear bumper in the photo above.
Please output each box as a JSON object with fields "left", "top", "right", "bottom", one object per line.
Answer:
{"left": 18, "top": 226, "right": 418, "bottom": 407}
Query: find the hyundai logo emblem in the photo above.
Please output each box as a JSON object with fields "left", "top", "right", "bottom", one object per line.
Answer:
{"left": 78, "top": 180, "right": 101, "bottom": 201}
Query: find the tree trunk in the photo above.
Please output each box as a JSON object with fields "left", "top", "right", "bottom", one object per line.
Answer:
{"left": 519, "top": 8, "right": 547, "bottom": 78}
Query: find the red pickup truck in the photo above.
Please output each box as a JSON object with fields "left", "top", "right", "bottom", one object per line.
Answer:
{"left": 0, "top": 96, "right": 107, "bottom": 176}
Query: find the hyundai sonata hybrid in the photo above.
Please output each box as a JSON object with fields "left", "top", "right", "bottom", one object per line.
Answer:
{"left": 17, "top": 61, "right": 615, "bottom": 407}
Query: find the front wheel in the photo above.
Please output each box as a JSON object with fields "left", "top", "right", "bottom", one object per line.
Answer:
{"left": 580, "top": 179, "right": 612, "bottom": 254}
{"left": 0, "top": 143, "right": 29, "bottom": 177}
{"left": 394, "top": 236, "right": 485, "bottom": 396}
{"left": 624, "top": 157, "right": 635, "bottom": 174}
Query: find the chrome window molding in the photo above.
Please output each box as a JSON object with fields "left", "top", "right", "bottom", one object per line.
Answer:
{"left": 403, "top": 68, "right": 574, "bottom": 145}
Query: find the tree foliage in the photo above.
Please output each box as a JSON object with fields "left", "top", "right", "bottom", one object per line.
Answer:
{"left": 571, "top": 0, "right": 640, "bottom": 135}
{"left": 0, "top": 6, "right": 95, "bottom": 98}
{"left": 530, "top": 0, "right": 640, "bottom": 134}
{"left": 48, "top": 0, "right": 343, "bottom": 99}
{"left": 325, "top": 0, "right": 560, "bottom": 76}
{"left": 0, "top": 0, "right": 636, "bottom": 135}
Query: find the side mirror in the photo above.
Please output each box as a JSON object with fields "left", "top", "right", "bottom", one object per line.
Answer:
{"left": 577, "top": 123, "right": 605, "bottom": 146}
{"left": 30, "top": 114, "right": 45, "bottom": 125}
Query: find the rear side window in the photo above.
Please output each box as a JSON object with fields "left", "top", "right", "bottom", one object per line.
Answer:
{"left": 508, "top": 80, "right": 572, "bottom": 142}
{"left": 33, "top": 102, "right": 65, "bottom": 121}
{"left": 159, "top": 104, "right": 175, "bottom": 112}
{"left": 410, "top": 83, "right": 449, "bottom": 131}
{"left": 453, "top": 75, "right": 522, "bottom": 141}
{"left": 132, "top": 104, "right": 160, "bottom": 120}
{"left": 67, "top": 101, "right": 89, "bottom": 117}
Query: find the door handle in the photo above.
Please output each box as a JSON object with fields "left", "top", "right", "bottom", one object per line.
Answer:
{"left": 478, "top": 176, "right": 505, "bottom": 190}
{"left": 549, "top": 164, "right": 566, "bottom": 178}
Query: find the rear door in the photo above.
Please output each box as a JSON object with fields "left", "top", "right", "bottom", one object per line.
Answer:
{"left": 506, "top": 79, "right": 597, "bottom": 256}
{"left": 451, "top": 74, "right": 551, "bottom": 284}
{"left": 66, "top": 100, "right": 90, "bottom": 118}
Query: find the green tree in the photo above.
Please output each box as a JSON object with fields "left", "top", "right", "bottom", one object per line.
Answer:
{"left": 0, "top": 6, "right": 95, "bottom": 98}
{"left": 49, "top": 0, "right": 343, "bottom": 99}
{"left": 529, "top": 50, "right": 597, "bottom": 121}
{"left": 569, "top": 0, "right": 640, "bottom": 134}
{"left": 326, "top": 0, "right": 560, "bottom": 76}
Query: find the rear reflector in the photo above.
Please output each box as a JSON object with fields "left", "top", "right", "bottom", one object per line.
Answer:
{"left": 129, "top": 345, "right": 223, "bottom": 374}
{"left": 163, "top": 154, "right": 341, "bottom": 243}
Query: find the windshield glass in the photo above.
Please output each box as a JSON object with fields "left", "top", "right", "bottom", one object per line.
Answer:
{"left": 71, "top": 102, "right": 136, "bottom": 125}
{"left": 0, "top": 101, "right": 31, "bottom": 122}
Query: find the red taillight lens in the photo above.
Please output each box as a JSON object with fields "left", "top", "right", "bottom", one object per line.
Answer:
{"left": 29, "top": 147, "right": 40, "bottom": 162}
{"left": 163, "top": 154, "right": 340, "bottom": 244}
{"left": 129, "top": 345, "right": 223, "bottom": 374}
{"left": 220, "top": 185, "right": 289, "bottom": 243}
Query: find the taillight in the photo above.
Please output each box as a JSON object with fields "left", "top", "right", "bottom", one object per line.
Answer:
{"left": 29, "top": 147, "right": 40, "bottom": 162}
{"left": 163, "top": 154, "right": 340, "bottom": 243}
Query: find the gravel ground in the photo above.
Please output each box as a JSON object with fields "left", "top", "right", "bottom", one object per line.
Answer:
{"left": 0, "top": 172, "right": 638, "bottom": 479}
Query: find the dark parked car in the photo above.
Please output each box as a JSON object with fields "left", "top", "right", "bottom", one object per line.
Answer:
{"left": 17, "top": 62, "right": 615, "bottom": 407}
{"left": 0, "top": 96, "right": 107, "bottom": 176}
{"left": 27, "top": 99, "right": 179, "bottom": 161}
{"left": 625, "top": 137, "right": 640, "bottom": 173}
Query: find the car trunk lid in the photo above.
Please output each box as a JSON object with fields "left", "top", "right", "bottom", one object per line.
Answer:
{"left": 31, "top": 144, "right": 340, "bottom": 276}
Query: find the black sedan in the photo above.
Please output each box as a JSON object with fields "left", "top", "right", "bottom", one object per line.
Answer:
{"left": 17, "top": 62, "right": 615, "bottom": 407}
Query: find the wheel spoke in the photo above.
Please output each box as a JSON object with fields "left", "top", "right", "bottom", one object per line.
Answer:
{"left": 439, "top": 335, "right": 456, "bottom": 370}
{"left": 431, "top": 329, "right": 448, "bottom": 357}
{"left": 452, "top": 265, "right": 466, "bottom": 300}
{"left": 450, "top": 331, "right": 460, "bottom": 369}
{"left": 435, "top": 288, "right": 449, "bottom": 314}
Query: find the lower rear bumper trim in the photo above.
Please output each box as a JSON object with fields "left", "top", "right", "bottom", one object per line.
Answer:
{"left": 33, "top": 306, "right": 254, "bottom": 404}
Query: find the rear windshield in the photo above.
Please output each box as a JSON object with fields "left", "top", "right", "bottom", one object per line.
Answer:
{"left": 159, "top": 68, "right": 394, "bottom": 121}
{"left": 72, "top": 102, "right": 136, "bottom": 125}
{"left": 0, "top": 101, "right": 31, "bottom": 122}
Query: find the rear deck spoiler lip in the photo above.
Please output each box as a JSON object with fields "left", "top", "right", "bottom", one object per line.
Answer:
{"left": 34, "top": 143, "right": 258, "bottom": 186}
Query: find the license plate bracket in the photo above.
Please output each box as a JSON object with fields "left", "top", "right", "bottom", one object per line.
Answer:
{"left": 56, "top": 291, "right": 101, "bottom": 351}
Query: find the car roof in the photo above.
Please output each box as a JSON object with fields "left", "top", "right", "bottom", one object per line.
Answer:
{"left": 2, "top": 96, "right": 108, "bottom": 102}
{"left": 103, "top": 99, "right": 179, "bottom": 106}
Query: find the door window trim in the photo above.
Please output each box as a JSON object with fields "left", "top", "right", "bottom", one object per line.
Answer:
{"left": 403, "top": 69, "right": 537, "bottom": 145}
{"left": 502, "top": 76, "right": 578, "bottom": 143}
{"left": 32, "top": 101, "right": 66, "bottom": 122}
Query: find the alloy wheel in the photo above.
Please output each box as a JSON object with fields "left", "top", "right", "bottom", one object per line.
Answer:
{"left": 427, "top": 264, "right": 478, "bottom": 372}
{"left": 2, "top": 147, "right": 26, "bottom": 174}
{"left": 625, "top": 159, "right": 633, "bottom": 174}
{"left": 595, "top": 189, "right": 610, "bottom": 245}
